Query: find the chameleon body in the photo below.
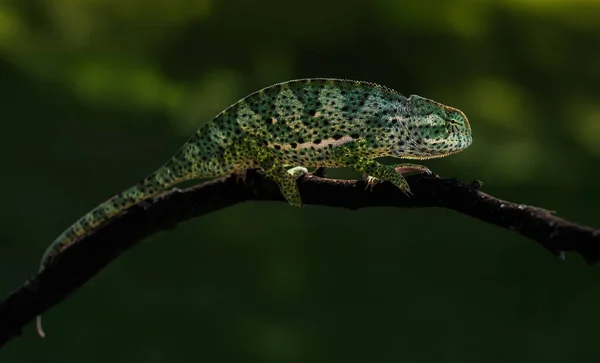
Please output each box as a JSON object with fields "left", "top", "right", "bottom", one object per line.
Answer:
{"left": 36, "top": 78, "right": 472, "bottom": 336}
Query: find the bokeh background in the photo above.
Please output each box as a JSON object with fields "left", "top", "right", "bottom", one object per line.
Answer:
{"left": 1, "top": 0, "right": 600, "bottom": 362}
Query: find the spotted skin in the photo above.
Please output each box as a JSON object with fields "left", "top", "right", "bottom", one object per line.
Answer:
{"left": 36, "top": 78, "right": 472, "bottom": 336}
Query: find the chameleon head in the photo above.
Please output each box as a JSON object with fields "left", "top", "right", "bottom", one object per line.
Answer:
{"left": 398, "top": 95, "right": 472, "bottom": 159}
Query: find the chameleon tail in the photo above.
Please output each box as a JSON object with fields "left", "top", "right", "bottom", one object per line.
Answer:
{"left": 35, "top": 154, "right": 195, "bottom": 337}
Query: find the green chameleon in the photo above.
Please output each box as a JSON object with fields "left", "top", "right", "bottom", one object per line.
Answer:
{"left": 36, "top": 78, "right": 472, "bottom": 336}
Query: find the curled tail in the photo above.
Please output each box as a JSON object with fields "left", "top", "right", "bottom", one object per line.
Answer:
{"left": 35, "top": 154, "right": 196, "bottom": 337}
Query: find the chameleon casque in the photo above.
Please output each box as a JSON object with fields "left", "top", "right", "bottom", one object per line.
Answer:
{"left": 36, "top": 78, "right": 472, "bottom": 336}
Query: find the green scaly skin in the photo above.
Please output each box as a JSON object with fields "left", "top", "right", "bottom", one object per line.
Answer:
{"left": 36, "top": 78, "right": 472, "bottom": 336}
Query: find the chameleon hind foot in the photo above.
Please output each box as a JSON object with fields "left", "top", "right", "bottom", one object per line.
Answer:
{"left": 228, "top": 136, "right": 304, "bottom": 207}
{"left": 267, "top": 166, "right": 307, "bottom": 207}
{"left": 259, "top": 166, "right": 302, "bottom": 207}
{"left": 275, "top": 173, "right": 303, "bottom": 207}
{"left": 287, "top": 166, "right": 309, "bottom": 179}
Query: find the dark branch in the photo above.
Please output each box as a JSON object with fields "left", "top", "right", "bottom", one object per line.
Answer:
{"left": 1, "top": 171, "right": 598, "bottom": 347}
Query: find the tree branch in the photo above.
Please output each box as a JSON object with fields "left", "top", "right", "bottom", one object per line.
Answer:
{"left": 1, "top": 170, "right": 598, "bottom": 347}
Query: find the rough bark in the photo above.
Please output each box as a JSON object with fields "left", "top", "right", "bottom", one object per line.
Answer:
{"left": 1, "top": 170, "right": 598, "bottom": 347}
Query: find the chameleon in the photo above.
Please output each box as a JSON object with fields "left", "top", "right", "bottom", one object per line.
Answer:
{"left": 36, "top": 78, "right": 472, "bottom": 337}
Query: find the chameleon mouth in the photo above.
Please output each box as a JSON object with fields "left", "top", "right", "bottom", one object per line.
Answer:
{"left": 402, "top": 149, "right": 464, "bottom": 161}
{"left": 401, "top": 132, "right": 472, "bottom": 160}
{"left": 459, "top": 109, "right": 472, "bottom": 133}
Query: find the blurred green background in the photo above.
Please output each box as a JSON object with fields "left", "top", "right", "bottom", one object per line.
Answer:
{"left": 1, "top": 0, "right": 600, "bottom": 362}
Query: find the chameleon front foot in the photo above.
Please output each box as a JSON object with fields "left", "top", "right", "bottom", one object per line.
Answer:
{"left": 363, "top": 163, "right": 431, "bottom": 191}
{"left": 352, "top": 161, "right": 412, "bottom": 195}
{"left": 377, "top": 168, "right": 411, "bottom": 196}
{"left": 364, "top": 175, "right": 380, "bottom": 190}
{"left": 334, "top": 141, "right": 431, "bottom": 195}
{"left": 394, "top": 163, "right": 432, "bottom": 175}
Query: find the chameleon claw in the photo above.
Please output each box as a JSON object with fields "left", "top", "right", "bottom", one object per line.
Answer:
{"left": 364, "top": 175, "right": 380, "bottom": 190}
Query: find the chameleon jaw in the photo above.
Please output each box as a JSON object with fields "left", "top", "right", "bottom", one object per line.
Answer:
{"left": 401, "top": 149, "right": 464, "bottom": 161}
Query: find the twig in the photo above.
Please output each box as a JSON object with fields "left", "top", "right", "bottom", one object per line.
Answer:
{"left": 0, "top": 170, "right": 598, "bottom": 348}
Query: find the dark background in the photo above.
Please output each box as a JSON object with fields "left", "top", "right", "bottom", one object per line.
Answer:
{"left": 2, "top": 0, "right": 600, "bottom": 362}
